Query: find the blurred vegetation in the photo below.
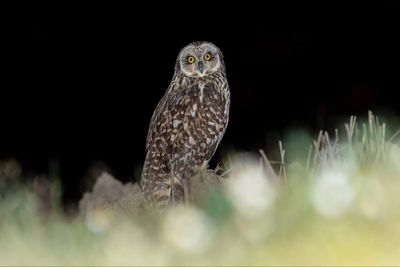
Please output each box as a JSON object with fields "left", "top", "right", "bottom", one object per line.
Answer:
{"left": 1, "top": 111, "right": 400, "bottom": 265}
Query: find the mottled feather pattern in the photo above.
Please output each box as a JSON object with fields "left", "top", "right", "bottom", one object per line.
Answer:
{"left": 141, "top": 42, "right": 230, "bottom": 209}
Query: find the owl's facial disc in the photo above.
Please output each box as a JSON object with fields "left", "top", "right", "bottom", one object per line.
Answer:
{"left": 178, "top": 42, "right": 222, "bottom": 78}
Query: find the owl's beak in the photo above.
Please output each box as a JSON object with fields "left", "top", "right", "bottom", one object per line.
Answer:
{"left": 198, "top": 61, "right": 204, "bottom": 74}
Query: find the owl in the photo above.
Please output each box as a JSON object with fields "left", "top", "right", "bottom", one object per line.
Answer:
{"left": 141, "top": 41, "right": 230, "bottom": 209}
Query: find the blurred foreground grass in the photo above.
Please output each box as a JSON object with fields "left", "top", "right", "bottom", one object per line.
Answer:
{"left": 1, "top": 112, "right": 400, "bottom": 265}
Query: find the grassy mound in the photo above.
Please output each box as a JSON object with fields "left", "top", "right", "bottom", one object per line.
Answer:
{"left": 1, "top": 111, "right": 400, "bottom": 265}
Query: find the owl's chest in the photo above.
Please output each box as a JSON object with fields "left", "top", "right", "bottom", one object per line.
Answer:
{"left": 181, "top": 82, "right": 226, "bottom": 119}
{"left": 156, "top": 80, "right": 229, "bottom": 155}
{"left": 185, "top": 81, "right": 224, "bottom": 106}
{"left": 165, "top": 81, "right": 226, "bottom": 131}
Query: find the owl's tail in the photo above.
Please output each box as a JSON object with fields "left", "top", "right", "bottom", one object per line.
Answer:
{"left": 142, "top": 172, "right": 187, "bottom": 211}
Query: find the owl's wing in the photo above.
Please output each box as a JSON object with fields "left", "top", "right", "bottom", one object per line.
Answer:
{"left": 143, "top": 85, "right": 188, "bottom": 180}
{"left": 145, "top": 94, "right": 167, "bottom": 151}
{"left": 146, "top": 88, "right": 186, "bottom": 148}
{"left": 145, "top": 81, "right": 181, "bottom": 151}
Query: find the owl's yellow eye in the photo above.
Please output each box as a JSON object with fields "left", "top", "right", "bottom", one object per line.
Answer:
{"left": 187, "top": 56, "right": 195, "bottom": 64}
{"left": 204, "top": 53, "right": 211, "bottom": 61}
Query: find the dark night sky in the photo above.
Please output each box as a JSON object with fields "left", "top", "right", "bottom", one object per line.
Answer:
{"left": 3, "top": 2, "right": 400, "bottom": 203}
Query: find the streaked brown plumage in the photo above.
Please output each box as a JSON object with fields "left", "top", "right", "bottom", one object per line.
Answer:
{"left": 141, "top": 41, "right": 230, "bottom": 209}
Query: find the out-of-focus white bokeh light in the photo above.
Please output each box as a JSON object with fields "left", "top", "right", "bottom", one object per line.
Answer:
{"left": 161, "top": 206, "right": 213, "bottom": 253}
{"left": 312, "top": 168, "right": 354, "bottom": 218}
{"left": 226, "top": 158, "right": 276, "bottom": 219}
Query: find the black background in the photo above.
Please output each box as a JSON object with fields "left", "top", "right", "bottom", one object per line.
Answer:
{"left": 3, "top": 2, "right": 400, "bottom": 204}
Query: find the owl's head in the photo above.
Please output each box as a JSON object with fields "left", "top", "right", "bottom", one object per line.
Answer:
{"left": 176, "top": 41, "right": 225, "bottom": 78}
